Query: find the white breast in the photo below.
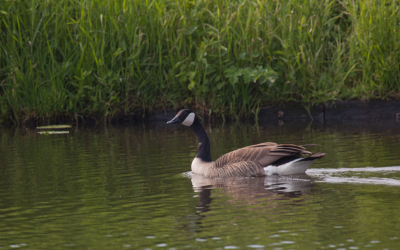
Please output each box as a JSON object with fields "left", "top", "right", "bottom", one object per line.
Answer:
{"left": 191, "top": 157, "right": 213, "bottom": 176}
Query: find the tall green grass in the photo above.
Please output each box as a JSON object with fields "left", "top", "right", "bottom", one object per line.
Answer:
{"left": 1, "top": 0, "right": 400, "bottom": 124}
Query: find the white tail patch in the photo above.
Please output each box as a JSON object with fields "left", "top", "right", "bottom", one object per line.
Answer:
{"left": 182, "top": 112, "right": 195, "bottom": 126}
{"left": 264, "top": 158, "right": 315, "bottom": 175}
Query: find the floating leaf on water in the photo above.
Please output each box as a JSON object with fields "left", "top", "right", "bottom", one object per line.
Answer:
{"left": 37, "top": 125, "right": 72, "bottom": 129}
{"left": 38, "top": 131, "right": 70, "bottom": 135}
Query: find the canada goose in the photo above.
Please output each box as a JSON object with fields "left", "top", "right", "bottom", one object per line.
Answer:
{"left": 167, "top": 109, "right": 325, "bottom": 178}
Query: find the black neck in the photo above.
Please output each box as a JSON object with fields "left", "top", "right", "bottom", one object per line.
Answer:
{"left": 190, "top": 118, "right": 212, "bottom": 162}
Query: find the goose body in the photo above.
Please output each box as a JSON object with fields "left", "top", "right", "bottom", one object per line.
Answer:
{"left": 167, "top": 109, "right": 325, "bottom": 178}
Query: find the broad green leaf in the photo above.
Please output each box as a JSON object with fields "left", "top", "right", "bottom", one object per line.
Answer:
{"left": 188, "top": 81, "right": 196, "bottom": 90}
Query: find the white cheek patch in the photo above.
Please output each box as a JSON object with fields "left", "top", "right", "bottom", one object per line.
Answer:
{"left": 182, "top": 112, "right": 195, "bottom": 126}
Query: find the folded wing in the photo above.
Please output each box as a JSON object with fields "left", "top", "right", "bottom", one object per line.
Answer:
{"left": 214, "top": 142, "right": 313, "bottom": 170}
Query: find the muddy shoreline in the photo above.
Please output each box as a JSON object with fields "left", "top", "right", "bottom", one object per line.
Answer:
{"left": 5, "top": 100, "right": 400, "bottom": 127}
{"left": 149, "top": 100, "right": 400, "bottom": 126}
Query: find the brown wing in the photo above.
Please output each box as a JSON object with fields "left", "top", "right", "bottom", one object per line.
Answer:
{"left": 210, "top": 161, "right": 264, "bottom": 178}
{"left": 214, "top": 142, "right": 311, "bottom": 169}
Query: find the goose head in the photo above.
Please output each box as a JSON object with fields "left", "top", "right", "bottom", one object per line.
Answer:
{"left": 167, "top": 109, "right": 197, "bottom": 126}
{"left": 167, "top": 109, "right": 212, "bottom": 163}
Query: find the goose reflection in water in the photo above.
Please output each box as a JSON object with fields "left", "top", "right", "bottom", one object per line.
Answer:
{"left": 189, "top": 173, "right": 315, "bottom": 213}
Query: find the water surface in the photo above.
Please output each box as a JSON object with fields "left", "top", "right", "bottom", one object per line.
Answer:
{"left": 1, "top": 121, "right": 400, "bottom": 249}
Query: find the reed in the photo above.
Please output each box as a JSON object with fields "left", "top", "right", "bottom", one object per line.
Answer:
{"left": 1, "top": 0, "right": 399, "bottom": 124}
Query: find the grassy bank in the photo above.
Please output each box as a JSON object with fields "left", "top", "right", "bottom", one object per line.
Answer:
{"left": 1, "top": 0, "right": 400, "bottom": 124}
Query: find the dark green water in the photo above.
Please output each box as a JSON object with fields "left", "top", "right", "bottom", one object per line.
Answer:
{"left": 1, "top": 121, "right": 400, "bottom": 249}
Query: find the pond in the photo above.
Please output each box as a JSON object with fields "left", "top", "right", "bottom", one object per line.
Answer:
{"left": 0, "top": 119, "right": 400, "bottom": 249}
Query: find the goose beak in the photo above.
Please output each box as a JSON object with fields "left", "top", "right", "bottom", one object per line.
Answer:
{"left": 167, "top": 116, "right": 180, "bottom": 124}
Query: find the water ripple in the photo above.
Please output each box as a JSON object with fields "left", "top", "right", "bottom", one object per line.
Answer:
{"left": 308, "top": 166, "right": 400, "bottom": 186}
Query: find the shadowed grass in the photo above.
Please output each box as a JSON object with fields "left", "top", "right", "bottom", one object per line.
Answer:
{"left": 0, "top": 0, "right": 400, "bottom": 124}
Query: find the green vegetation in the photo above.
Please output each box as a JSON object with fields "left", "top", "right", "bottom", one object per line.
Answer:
{"left": 1, "top": 0, "right": 400, "bottom": 124}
